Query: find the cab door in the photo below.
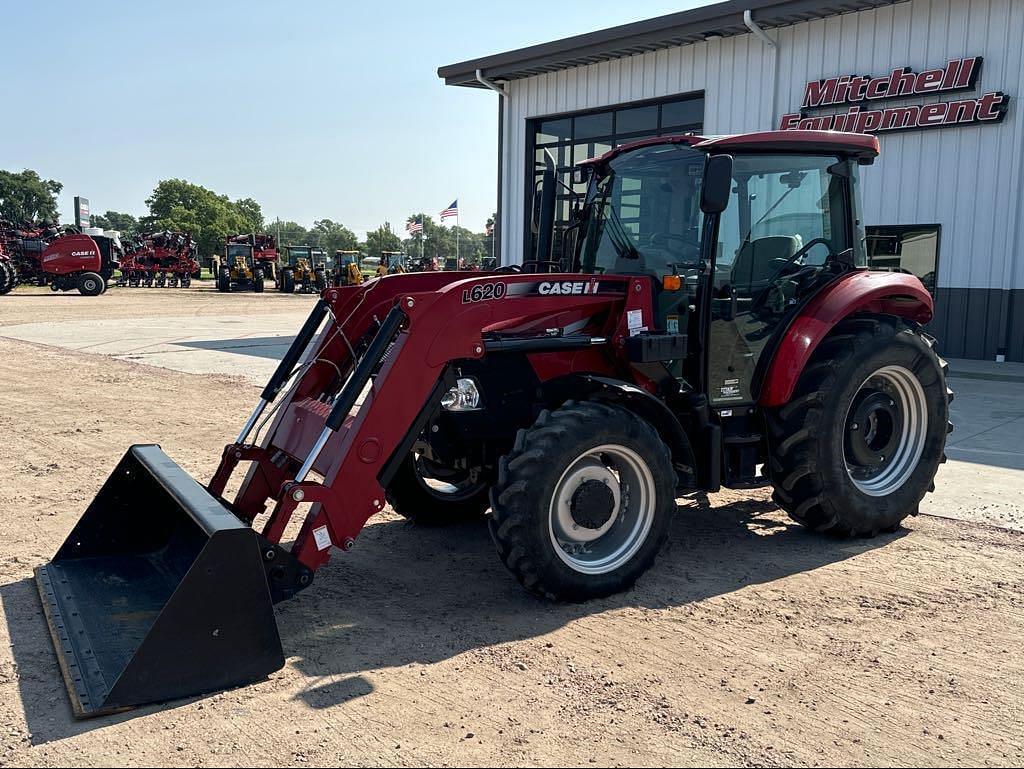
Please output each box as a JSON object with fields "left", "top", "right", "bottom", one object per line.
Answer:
{"left": 705, "top": 154, "right": 854, "bottom": 407}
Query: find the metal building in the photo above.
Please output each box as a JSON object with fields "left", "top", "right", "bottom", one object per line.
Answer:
{"left": 439, "top": 0, "right": 1023, "bottom": 361}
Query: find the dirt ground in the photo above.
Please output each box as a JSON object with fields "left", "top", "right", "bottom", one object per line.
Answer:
{"left": 0, "top": 291, "right": 1022, "bottom": 767}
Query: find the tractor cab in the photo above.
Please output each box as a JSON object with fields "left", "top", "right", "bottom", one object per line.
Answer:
{"left": 225, "top": 242, "right": 254, "bottom": 271}
{"left": 566, "top": 133, "right": 874, "bottom": 408}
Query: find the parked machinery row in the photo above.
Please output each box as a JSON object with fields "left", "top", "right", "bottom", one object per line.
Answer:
{"left": 118, "top": 231, "right": 200, "bottom": 288}
{"left": 0, "top": 219, "right": 120, "bottom": 296}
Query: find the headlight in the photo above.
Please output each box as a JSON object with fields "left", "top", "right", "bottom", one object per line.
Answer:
{"left": 441, "top": 377, "right": 483, "bottom": 411}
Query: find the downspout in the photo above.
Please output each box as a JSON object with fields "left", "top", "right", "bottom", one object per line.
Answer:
{"left": 475, "top": 68, "right": 508, "bottom": 97}
{"left": 476, "top": 69, "right": 508, "bottom": 265}
{"left": 743, "top": 9, "right": 780, "bottom": 129}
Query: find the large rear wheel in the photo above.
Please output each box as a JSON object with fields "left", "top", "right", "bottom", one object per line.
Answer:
{"left": 767, "top": 315, "right": 952, "bottom": 537}
{"left": 489, "top": 401, "right": 676, "bottom": 601}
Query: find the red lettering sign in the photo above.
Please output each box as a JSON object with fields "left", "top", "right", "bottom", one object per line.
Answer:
{"left": 784, "top": 56, "right": 1007, "bottom": 135}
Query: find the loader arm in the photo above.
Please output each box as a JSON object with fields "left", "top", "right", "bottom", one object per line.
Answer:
{"left": 212, "top": 273, "right": 637, "bottom": 584}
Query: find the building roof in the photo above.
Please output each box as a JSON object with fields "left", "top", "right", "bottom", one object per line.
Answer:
{"left": 438, "top": 0, "right": 903, "bottom": 88}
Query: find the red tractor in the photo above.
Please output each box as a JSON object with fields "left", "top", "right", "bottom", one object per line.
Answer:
{"left": 3, "top": 221, "right": 119, "bottom": 296}
{"left": 118, "top": 231, "right": 199, "bottom": 288}
{"left": 35, "top": 130, "right": 952, "bottom": 717}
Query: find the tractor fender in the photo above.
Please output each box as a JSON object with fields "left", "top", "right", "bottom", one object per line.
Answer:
{"left": 760, "top": 271, "right": 934, "bottom": 407}
{"left": 560, "top": 374, "right": 698, "bottom": 486}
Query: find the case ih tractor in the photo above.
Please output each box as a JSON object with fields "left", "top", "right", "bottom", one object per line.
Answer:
{"left": 279, "top": 245, "right": 328, "bottom": 293}
{"left": 3, "top": 222, "right": 120, "bottom": 296}
{"left": 215, "top": 235, "right": 265, "bottom": 292}
{"left": 118, "top": 231, "right": 199, "bottom": 287}
{"left": 34, "top": 130, "right": 952, "bottom": 717}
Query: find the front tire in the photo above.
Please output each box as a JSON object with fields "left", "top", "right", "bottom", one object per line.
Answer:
{"left": 489, "top": 401, "right": 676, "bottom": 601}
{"left": 767, "top": 315, "right": 952, "bottom": 537}
{"left": 386, "top": 453, "right": 491, "bottom": 525}
{"left": 217, "top": 268, "right": 232, "bottom": 293}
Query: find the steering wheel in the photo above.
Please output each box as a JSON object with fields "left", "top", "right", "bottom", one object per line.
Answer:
{"left": 751, "top": 237, "right": 836, "bottom": 313}
{"left": 650, "top": 231, "right": 701, "bottom": 254}
{"left": 776, "top": 237, "right": 835, "bottom": 272}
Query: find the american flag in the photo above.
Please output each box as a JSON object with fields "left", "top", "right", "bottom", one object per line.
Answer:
{"left": 439, "top": 200, "right": 458, "bottom": 220}
{"left": 406, "top": 217, "right": 423, "bottom": 235}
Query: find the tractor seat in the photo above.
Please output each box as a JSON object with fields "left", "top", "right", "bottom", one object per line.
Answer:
{"left": 730, "top": 236, "right": 800, "bottom": 293}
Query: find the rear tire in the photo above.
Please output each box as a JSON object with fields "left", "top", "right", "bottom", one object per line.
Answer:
{"left": 767, "top": 315, "right": 952, "bottom": 537}
{"left": 77, "top": 272, "right": 104, "bottom": 296}
{"left": 254, "top": 273, "right": 265, "bottom": 293}
{"left": 280, "top": 269, "right": 295, "bottom": 294}
{"left": 489, "top": 401, "right": 676, "bottom": 601}
{"left": 386, "top": 453, "right": 491, "bottom": 525}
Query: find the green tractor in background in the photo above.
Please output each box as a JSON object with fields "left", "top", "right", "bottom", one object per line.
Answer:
{"left": 279, "top": 246, "right": 328, "bottom": 294}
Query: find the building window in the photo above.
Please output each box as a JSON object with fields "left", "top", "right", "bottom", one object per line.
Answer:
{"left": 526, "top": 92, "right": 705, "bottom": 265}
{"left": 865, "top": 225, "right": 940, "bottom": 293}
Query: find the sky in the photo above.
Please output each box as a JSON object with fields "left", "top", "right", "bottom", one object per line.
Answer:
{"left": 1, "top": 0, "right": 711, "bottom": 238}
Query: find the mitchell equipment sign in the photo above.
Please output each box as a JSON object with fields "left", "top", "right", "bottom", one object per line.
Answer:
{"left": 779, "top": 57, "right": 1009, "bottom": 134}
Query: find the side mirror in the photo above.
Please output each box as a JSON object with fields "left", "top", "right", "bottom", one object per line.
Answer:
{"left": 701, "top": 154, "right": 733, "bottom": 214}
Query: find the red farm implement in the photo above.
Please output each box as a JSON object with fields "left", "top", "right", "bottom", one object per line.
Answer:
{"left": 2, "top": 220, "right": 119, "bottom": 296}
{"left": 35, "top": 130, "right": 952, "bottom": 717}
{"left": 118, "top": 231, "right": 199, "bottom": 288}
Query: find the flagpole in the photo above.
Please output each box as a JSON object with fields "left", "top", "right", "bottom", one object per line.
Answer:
{"left": 455, "top": 201, "right": 460, "bottom": 268}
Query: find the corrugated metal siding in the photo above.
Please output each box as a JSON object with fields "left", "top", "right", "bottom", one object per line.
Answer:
{"left": 501, "top": 0, "right": 1024, "bottom": 298}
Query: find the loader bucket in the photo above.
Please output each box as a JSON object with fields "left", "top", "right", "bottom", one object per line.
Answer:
{"left": 34, "top": 444, "right": 283, "bottom": 718}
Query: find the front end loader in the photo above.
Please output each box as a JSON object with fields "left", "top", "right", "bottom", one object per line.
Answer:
{"left": 35, "top": 130, "right": 951, "bottom": 718}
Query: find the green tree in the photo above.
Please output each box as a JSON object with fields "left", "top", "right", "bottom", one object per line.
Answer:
{"left": 143, "top": 179, "right": 255, "bottom": 258}
{"left": 272, "top": 220, "right": 310, "bottom": 247}
{"left": 234, "top": 197, "right": 264, "bottom": 232}
{"left": 364, "top": 222, "right": 402, "bottom": 257}
{"left": 0, "top": 169, "right": 62, "bottom": 223}
{"left": 310, "top": 219, "right": 359, "bottom": 256}
{"left": 91, "top": 210, "right": 139, "bottom": 236}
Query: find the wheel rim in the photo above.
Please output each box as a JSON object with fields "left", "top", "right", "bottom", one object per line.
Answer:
{"left": 844, "top": 365, "right": 928, "bottom": 497}
{"left": 548, "top": 444, "right": 656, "bottom": 575}
{"left": 413, "top": 455, "right": 486, "bottom": 502}
{"left": 83, "top": 277, "right": 98, "bottom": 293}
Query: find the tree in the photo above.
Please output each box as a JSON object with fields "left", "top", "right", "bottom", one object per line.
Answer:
{"left": 271, "top": 220, "right": 310, "bottom": 247}
{"left": 142, "top": 179, "right": 257, "bottom": 258}
{"left": 234, "top": 197, "right": 264, "bottom": 233}
{"left": 91, "top": 210, "right": 139, "bottom": 236}
{"left": 0, "top": 169, "right": 62, "bottom": 224}
{"left": 363, "top": 222, "right": 402, "bottom": 257}
{"left": 310, "top": 219, "right": 359, "bottom": 256}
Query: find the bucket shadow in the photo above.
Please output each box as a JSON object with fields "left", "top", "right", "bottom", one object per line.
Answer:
{"left": 1, "top": 495, "right": 901, "bottom": 741}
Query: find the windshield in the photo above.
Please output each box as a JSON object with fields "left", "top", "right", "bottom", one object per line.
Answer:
{"left": 579, "top": 143, "right": 705, "bottom": 276}
{"left": 226, "top": 244, "right": 251, "bottom": 265}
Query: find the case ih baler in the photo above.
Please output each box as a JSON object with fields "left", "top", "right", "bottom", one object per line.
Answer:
{"left": 35, "top": 130, "right": 951, "bottom": 717}
{"left": 1, "top": 221, "right": 119, "bottom": 296}
{"left": 118, "top": 231, "right": 199, "bottom": 288}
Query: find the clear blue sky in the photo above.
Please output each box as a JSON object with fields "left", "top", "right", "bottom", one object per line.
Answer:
{"left": 1, "top": 0, "right": 708, "bottom": 237}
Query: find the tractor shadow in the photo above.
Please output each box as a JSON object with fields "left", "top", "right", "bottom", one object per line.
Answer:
{"left": 281, "top": 494, "right": 904, "bottom": 710}
{"left": 0, "top": 495, "right": 902, "bottom": 742}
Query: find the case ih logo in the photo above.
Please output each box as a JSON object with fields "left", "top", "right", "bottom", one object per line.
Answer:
{"left": 780, "top": 57, "right": 1009, "bottom": 134}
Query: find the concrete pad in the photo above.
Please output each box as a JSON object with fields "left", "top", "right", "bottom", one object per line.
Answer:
{"left": 0, "top": 312, "right": 309, "bottom": 384}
